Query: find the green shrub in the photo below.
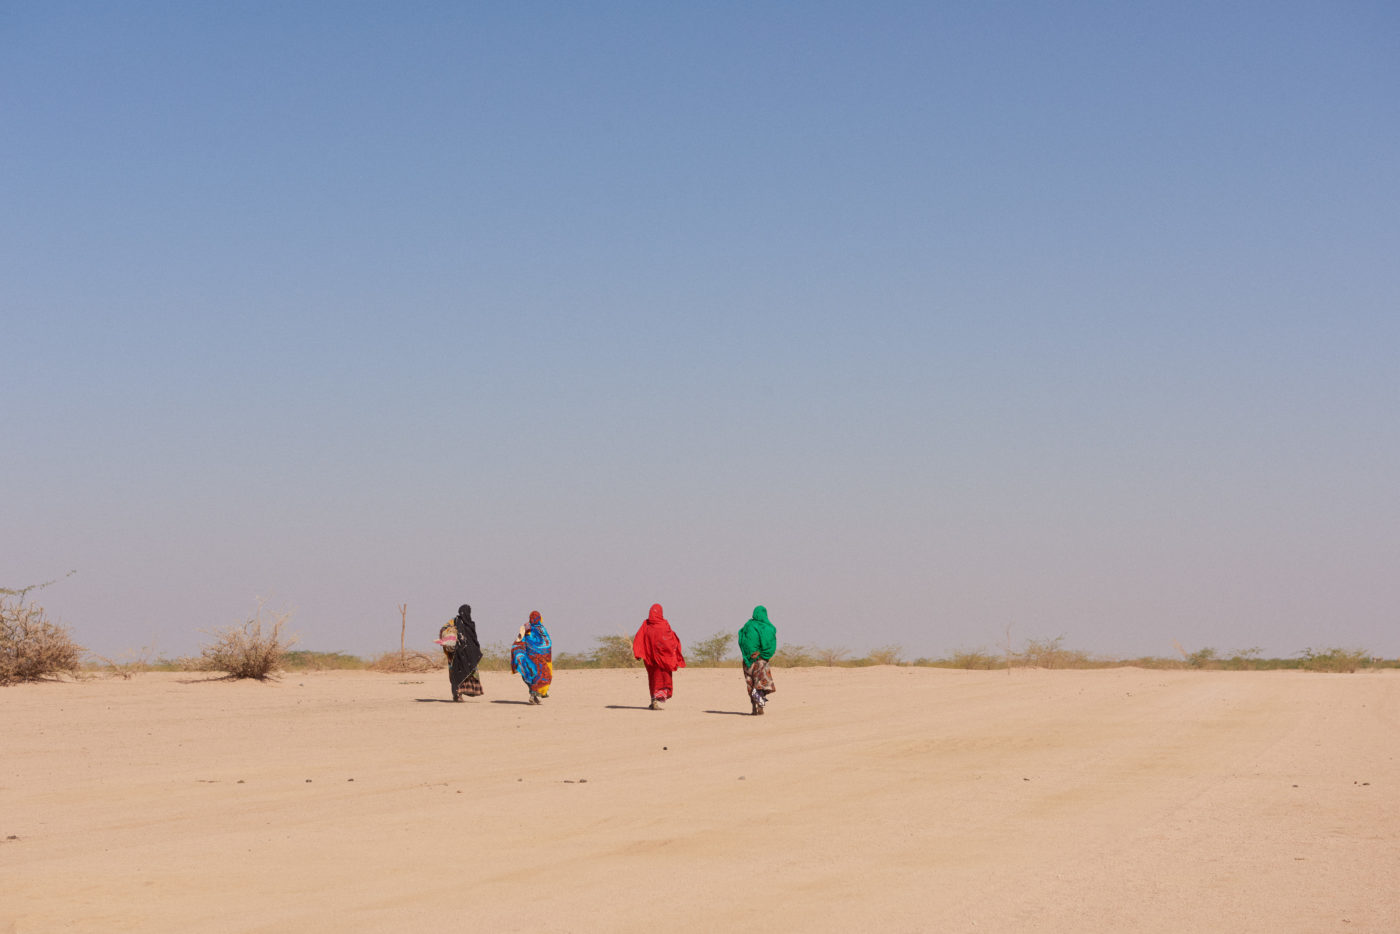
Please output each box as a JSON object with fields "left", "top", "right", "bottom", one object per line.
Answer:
{"left": 1186, "top": 647, "right": 1219, "bottom": 669}
{"left": 1299, "top": 647, "right": 1369, "bottom": 673}
{"left": 590, "top": 634, "right": 639, "bottom": 668}
{"left": 689, "top": 630, "right": 735, "bottom": 667}
{"left": 283, "top": 651, "right": 365, "bottom": 671}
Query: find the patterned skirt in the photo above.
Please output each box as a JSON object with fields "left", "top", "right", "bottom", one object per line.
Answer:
{"left": 455, "top": 672, "right": 484, "bottom": 698}
{"left": 448, "top": 649, "right": 484, "bottom": 700}
{"left": 744, "top": 657, "right": 776, "bottom": 696}
{"left": 512, "top": 645, "right": 553, "bottom": 695}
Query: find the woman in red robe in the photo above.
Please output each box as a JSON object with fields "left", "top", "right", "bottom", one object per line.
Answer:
{"left": 633, "top": 603, "right": 685, "bottom": 709}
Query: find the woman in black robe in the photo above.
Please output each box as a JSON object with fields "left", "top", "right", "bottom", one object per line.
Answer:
{"left": 441, "top": 604, "right": 484, "bottom": 701}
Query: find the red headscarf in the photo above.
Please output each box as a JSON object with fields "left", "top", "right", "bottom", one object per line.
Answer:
{"left": 633, "top": 603, "right": 686, "bottom": 671}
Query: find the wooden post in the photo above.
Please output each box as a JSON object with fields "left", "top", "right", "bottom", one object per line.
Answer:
{"left": 399, "top": 604, "right": 408, "bottom": 663}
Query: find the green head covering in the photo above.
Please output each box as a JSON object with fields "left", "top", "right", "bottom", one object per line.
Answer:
{"left": 738, "top": 605, "right": 777, "bottom": 665}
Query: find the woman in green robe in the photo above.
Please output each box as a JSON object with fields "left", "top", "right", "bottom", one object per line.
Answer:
{"left": 738, "top": 605, "right": 777, "bottom": 715}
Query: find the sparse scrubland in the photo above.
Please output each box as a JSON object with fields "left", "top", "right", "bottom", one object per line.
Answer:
{"left": 7, "top": 583, "right": 1383, "bottom": 681}
{"left": 75, "top": 632, "right": 1394, "bottom": 678}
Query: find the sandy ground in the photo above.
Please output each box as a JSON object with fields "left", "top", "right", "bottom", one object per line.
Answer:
{"left": 3, "top": 666, "right": 1398, "bottom": 933}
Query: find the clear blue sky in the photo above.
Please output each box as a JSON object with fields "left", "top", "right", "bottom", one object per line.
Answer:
{"left": 5, "top": 1, "right": 1397, "bottom": 660}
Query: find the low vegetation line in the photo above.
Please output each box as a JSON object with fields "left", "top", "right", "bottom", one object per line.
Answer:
{"left": 5, "top": 581, "right": 1391, "bottom": 684}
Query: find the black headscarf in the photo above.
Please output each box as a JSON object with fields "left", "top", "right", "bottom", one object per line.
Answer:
{"left": 449, "top": 604, "right": 484, "bottom": 692}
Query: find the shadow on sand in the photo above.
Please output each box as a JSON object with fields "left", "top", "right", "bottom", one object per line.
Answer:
{"left": 703, "top": 709, "right": 754, "bottom": 716}
{"left": 489, "top": 699, "right": 535, "bottom": 706}
{"left": 604, "top": 704, "right": 656, "bottom": 711}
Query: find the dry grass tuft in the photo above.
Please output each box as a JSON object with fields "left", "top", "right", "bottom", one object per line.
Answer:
{"left": 866, "top": 644, "right": 905, "bottom": 666}
{"left": 86, "top": 646, "right": 162, "bottom": 679}
{"left": 189, "top": 603, "right": 295, "bottom": 680}
{"left": 0, "top": 594, "right": 84, "bottom": 684}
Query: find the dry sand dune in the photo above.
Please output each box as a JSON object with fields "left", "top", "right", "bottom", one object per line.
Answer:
{"left": 4, "top": 666, "right": 1397, "bottom": 933}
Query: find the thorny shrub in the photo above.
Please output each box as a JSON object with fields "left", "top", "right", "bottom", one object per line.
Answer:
{"left": 189, "top": 604, "right": 295, "bottom": 680}
{"left": 0, "top": 594, "right": 83, "bottom": 684}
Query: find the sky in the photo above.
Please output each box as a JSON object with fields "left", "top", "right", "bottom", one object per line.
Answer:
{"left": 4, "top": 1, "right": 1398, "bottom": 662}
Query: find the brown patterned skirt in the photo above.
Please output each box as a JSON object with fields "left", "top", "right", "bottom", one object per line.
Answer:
{"left": 744, "top": 657, "right": 775, "bottom": 696}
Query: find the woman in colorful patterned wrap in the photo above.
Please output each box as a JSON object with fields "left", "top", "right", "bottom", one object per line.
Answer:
{"left": 511, "top": 611, "right": 553, "bottom": 705}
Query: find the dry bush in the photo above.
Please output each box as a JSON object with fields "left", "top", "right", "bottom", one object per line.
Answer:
{"left": 370, "top": 649, "right": 443, "bottom": 673}
{"left": 948, "top": 648, "right": 1000, "bottom": 669}
{"left": 772, "top": 643, "right": 816, "bottom": 667}
{"left": 1127, "top": 655, "right": 1186, "bottom": 670}
{"left": 0, "top": 594, "right": 84, "bottom": 684}
{"left": 813, "top": 646, "right": 851, "bottom": 667}
{"left": 190, "top": 604, "right": 295, "bottom": 680}
{"left": 371, "top": 638, "right": 508, "bottom": 674}
{"left": 867, "top": 644, "right": 905, "bottom": 666}
{"left": 1223, "top": 647, "right": 1263, "bottom": 670}
{"left": 1018, "top": 635, "right": 1095, "bottom": 669}
{"left": 1019, "top": 635, "right": 1063, "bottom": 667}
{"left": 479, "top": 640, "right": 513, "bottom": 671}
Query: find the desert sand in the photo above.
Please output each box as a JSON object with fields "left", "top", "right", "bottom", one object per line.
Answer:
{"left": 3, "top": 666, "right": 1397, "bottom": 933}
